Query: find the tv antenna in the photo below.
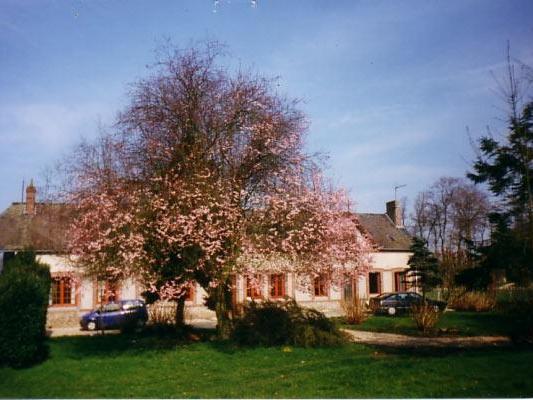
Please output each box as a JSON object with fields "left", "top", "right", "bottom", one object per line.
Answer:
{"left": 394, "top": 184, "right": 406, "bottom": 201}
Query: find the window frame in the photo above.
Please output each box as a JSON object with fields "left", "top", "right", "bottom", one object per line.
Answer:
{"left": 50, "top": 276, "right": 75, "bottom": 307}
{"left": 245, "top": 275, "right": 263, "bottom": 299}
{"left": 269, "top": 273, "right": 286, "bottom": 299}
{"left": 313, "top": 273, "right": 329, "bottom": 297}
{"left": 394, "top": 270, "right": 408, "bottom": 292}
{"left": 94, "top": 280, "right": 121, "bottom": 307}
{"left": 184, "top": 282, "right": 195, "bottom": 302}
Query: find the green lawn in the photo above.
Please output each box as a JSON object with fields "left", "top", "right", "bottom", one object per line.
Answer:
{"left": 1, "top": 332, "right": 532, "bottom": 398}
{"left": 343, "top": 311, "right": 515, "bottom": 337}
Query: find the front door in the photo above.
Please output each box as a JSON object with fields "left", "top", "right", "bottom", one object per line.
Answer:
{"left": 343, "top": 278, "right": 357, "bottom": 302}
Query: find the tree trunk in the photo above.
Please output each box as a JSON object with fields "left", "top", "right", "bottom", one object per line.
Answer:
{"left": 214, "top": 283, "right": 233, "bottom": 340}
{"left": 175, "top": 296, "right": 186, "bottom": 328}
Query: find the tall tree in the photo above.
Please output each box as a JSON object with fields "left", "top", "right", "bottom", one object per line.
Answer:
{"left": 468, "top": 52, "right": 533, "bottom": 285}
{"left": 66, "top": 43, "right": 372, "bottom": 338}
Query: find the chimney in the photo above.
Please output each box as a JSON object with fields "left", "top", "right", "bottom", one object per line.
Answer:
{"left": 25, "top": 179, "right": 37, "bottom": 215}
{"left": 386, "top": 200, "right": 402, "bottom": 228}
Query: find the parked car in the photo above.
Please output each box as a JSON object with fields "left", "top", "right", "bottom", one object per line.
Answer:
{"left": 80, "top": 299, "right": 148, "bottom": 331}
{"left": 369, "top": 292, "right": 446, "bottom": 316}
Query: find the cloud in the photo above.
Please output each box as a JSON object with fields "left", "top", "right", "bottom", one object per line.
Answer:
{"left": 0, "top": 102, "right": 115, "bottom": 151}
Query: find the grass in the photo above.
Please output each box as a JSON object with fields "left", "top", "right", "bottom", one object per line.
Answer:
{"left": 342, "top": 311, "right": 516, "bottom": 337}
{"left": 1, "top": 331, "right": 533, "bottom": 398}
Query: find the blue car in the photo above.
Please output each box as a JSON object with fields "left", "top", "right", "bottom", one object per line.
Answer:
{"left": 80, "top": 299, "right": 148, "bottom": 331}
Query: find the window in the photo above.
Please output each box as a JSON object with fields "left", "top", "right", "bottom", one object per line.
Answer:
{"left": 51, "top": 277, "right": 74, "bottom": 305}
{"left": 96, "top": 281, "right": 120, "bottom": 305}
{"left": 314, "top": 274, "right": 328, "bottom": 297}
{"left": 368, "top": 272, "right": 381, "bottom": 295}
{"left": 394, "top": 271, "right": 407, "bottom": 292}
{"left": 270, "top": 274, "right": 285, "bottom": 298}
{"left": 246, "top": 275, "right": 262, "bottom": 299}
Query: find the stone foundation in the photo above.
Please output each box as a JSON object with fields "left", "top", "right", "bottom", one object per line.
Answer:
{"left": 47, "top": 308, "right": 82, "bottom": 329}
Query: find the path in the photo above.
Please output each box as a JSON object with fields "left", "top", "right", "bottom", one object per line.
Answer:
{"left": 47, "top": 318, "right": 218, "bottom": 338}
{"left": 342, "top": 328, "right": 512, "bottom": 348}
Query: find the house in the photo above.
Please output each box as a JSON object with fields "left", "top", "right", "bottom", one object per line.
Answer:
{"left": 0, "top": 182, "right": 413, "bottom": 328}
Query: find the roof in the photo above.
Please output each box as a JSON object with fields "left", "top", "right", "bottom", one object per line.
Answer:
{"left": 0, "top": 203, "right": 73, "bottom": 252}
{"left": 0, "top": 202, "right": 412, "bottom": 253}
{"left": 356, "top": 213, "right": 413, "bottom": 251}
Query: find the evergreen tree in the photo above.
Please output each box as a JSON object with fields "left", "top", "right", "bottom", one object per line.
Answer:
{"left": 468, "top": 101, "right": 533, "bottom": 285}
{"left": 407, "top": 237, "right": 441, "bottom": 300}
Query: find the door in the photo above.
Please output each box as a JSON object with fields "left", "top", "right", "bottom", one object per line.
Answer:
{"left": 343, "top": 278, "right": 357, "bottom": 302}
{"left": 100, "top": 303, "right": 122, "bottom": 329}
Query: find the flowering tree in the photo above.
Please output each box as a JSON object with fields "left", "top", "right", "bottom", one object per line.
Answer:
{"left": 67, "top": 43, "right": 372, "bottom": 338}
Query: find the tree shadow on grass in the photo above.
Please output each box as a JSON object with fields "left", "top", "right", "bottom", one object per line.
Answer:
{"left": 54, "top": 326, "right": 218, "bottom": 359}
{"left": 54, "top": 327, "right": 349, "bottom": 359}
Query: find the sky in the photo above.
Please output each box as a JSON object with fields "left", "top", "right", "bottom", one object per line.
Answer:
{"left": 1, "top": 0, "right": 532, "bottom": 214}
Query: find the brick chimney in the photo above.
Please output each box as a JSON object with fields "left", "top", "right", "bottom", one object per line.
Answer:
{"left": 25, "top": 180, "right": 37, "bottom": 215}
{"left": 386, "top": 200, "right": 402, "bottom": 228}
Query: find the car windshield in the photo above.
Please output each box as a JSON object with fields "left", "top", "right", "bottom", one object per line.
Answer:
{"left": 121, "top": 300, "right": 143, "bottom": 310}
{"left": 99, "top": 303, "right": 120, "bottom": 313}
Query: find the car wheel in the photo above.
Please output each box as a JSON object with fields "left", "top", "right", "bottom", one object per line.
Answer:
{"left": 433, "top": 305, "right": 440, "bottom": 312}
{"left": 87, "top": 321, "right": 97, "bottom": 331}
{"left": 387, "top": 307, "right": 396, "bottom": 316}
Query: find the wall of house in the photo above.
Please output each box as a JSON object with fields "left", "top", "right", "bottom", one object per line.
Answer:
{"left": 39, "top": 250, "right": 413, "bottom": 328}
{"left": 365, "top": 251, "right": 412, "bottom": 295}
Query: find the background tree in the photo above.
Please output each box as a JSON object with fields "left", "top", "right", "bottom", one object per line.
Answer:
{"left": 66, "top": 42, "right": 372, "bottom": 338}
{"left": 410, "top": 176, "right": 490, "bottom": 292}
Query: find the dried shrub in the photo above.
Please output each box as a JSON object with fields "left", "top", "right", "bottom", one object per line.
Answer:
{"left": 148, "top": 301, "right": 177, "bottom": 325}
{"left": 411, "top": 302, "right": 441, "bottom": 333}
{"left": 341, "top": 298, "right": 369, "bottom": 325}
{"left": 448, "top": 291, "right": 496, "bottom": 312}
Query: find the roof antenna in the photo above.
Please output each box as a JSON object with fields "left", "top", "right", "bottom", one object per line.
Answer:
{"left": 394, "top": 184, "right": 406, "bottom": 202}
{"left": 21, "top": 179, "right": 25, "bottom": 203}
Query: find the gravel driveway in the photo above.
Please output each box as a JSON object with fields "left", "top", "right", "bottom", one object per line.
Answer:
{"left": 342, "top": 328, "right": 512, "bottom": 348}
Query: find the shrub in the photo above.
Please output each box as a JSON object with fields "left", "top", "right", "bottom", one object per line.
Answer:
{"left": 411, "top": 302, "right": 441, "bottom": 333}
{"left": 233, "top": 299, "right": 346, "bottom": 347}
{"left": 341, "top": 298, "right": 369, "bottom": 325}
{"left": 448, "top": 290, "right": 496, "bottom": 312}
{"left": 496, "top": 289, "right": 533, "bottom": 343}
{"left": 148, "top": 301, "right": 177, "bottom": 326}
{"left": 0, "top": 251, "right": 51, "bottom": 367}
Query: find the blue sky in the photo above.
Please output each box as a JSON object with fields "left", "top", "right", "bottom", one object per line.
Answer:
{"left": 1, "top": 0, "right": 532, "bottom": 214}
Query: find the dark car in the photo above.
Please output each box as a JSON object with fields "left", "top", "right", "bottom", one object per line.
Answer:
{"left": 80, "top": 299, "right": 148, "bottom": 331}
{"left": 369, "top": 292, "right": 446, "bottom": 316}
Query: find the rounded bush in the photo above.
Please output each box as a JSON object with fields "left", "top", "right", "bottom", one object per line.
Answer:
{"left": 0, "top": 252, "right": 51, "bottom": 367}
{"left": 233, "top": 299, "right": 345, "bottom": 347}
